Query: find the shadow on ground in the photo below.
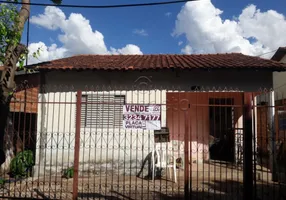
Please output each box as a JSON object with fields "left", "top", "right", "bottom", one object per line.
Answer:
{"left": 77, "top": 179, "right": 286, "bottom": 200}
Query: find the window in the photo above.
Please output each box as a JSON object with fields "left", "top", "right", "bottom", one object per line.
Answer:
{"left": 278, "top": 110, "right": 286, "bottom": 131}
{"left": 80, "top": 94, "right": 125, "bottom": 128}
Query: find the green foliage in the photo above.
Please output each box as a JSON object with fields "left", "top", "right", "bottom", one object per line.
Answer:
{"left": 0, "top": 2, "right": 19, "bottom": 65}
{"left": 18, "top": 46, "right": 41, "bottom": 72}
{"left": 0, "top": 178, "right": 5, "bottom": 188}
{"left": 63, "top": 167, "right": 74, "bottom": 179}
{"left": 0, "top": 0, "right": 62, "bottom": 67}
{"left": 10, "top": 150, "right": 34, "bottom": 178}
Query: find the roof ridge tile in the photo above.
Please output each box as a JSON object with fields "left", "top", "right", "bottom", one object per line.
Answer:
{"left": 28, "top": 54, "right": 286, "bottom": 71}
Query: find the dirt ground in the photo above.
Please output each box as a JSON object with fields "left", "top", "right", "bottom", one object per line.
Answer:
{"left": 0, "top": 163, "right": 285, "bottom": 200}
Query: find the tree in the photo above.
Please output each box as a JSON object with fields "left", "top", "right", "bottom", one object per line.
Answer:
{"left": 0, "top": 0, "right": 62, "bottom": 170}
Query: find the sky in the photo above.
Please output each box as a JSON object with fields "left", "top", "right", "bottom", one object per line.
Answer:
{"left": 21, "top": 0, "right": 286, "bottom": 64}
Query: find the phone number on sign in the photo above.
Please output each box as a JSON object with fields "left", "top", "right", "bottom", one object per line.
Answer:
{"left": 123, "top": 114, "right": 161, "bottom": 121}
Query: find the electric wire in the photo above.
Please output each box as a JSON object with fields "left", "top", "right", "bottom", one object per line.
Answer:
{"left": 256, "top": 49, "right": 280, "bottom": 57}
{"left": 0, "top": 0, "right": 198, "bottom": 9}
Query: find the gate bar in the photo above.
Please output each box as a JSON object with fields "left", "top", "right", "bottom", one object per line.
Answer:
{"left": 73, "top": 90, "right": 82, "bottom": 200}
{"left": 184, "top": 109, "right": 190, "bottom": 200}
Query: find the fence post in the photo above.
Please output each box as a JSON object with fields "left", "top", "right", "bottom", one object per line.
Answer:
{"left": 252, "top": 93, "right": 257, "bottom": 198}
{"left": 243, "top": 92, "right": 253, "bottom": 199}
{"left": 73, "top": 90, "right": 82, "bottom": 200}
{"left": 268, "top": 90, "right": 278, "bottom": 181}
{"left": 184, "top": 109, "right": 190, "bottom": 200}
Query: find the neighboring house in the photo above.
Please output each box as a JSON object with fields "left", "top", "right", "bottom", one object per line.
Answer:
{"left": 255, "top": 47, "right": 286, "bottom": 151}
{"left": 270, "top": 47, "right": 286, "bottom": 162}
{"left": 17, "top": 53, "right": 286, "bottom": 176}
{"left": 272, "top": 47, "right": 286, "bottom": 101}
{"left": 8, "top": 71, "right": 40, "bottom": 153}
{"left": 0, "top": 67, "right": 39, "bottom": 162}
{"left": 0, "top": 67, "right": 39, "bottom": 114}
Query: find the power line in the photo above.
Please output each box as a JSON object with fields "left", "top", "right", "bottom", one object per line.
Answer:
{"left": 256, "top": 49, "right": 278, "bottom": 57}
{"left": 0, "top": 0, "right": 198, "bottom": 9}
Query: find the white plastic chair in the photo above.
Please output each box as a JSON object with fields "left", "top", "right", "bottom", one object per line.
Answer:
{"left": 151, "top": 143, "right": 177, "bottom": 183}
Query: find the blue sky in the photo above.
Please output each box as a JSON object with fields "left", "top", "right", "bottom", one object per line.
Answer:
{"left": 22, "top": 0, "right": 286, "bottom": 63}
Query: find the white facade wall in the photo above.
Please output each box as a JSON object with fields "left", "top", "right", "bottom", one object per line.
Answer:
{"left": 35, "top": 90, "right": 168, "bottom": 165}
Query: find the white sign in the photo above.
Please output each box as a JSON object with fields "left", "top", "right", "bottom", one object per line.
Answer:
{"left": 123, "top": 104, "right": 161, "bottom": 130}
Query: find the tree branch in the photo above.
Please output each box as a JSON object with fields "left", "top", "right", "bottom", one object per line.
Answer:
{"left": 0, "top": 0, "right": 30, "bottom": 103}
{"left": 17, "top": 0, "right": 30, "bottom": 33}
{"left": 0, "top": 44, "right": 27, "bottom": 103}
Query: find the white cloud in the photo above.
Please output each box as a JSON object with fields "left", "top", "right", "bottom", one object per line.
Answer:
{"left": 30, "top": 6, "right": 66, "bottom": 30}
{"left": 178, "top": 41, "right": 183, "bottom": 46}
{"left": 110, "top": 44, "right": 143, "bottom": 55}
{"left": 28, "top": 42, "right": 67, "bottom": 64}
{"left": 181, "top": 45, "right": 192, "bottom": 54}
{"left": 28, "top": 6, "right": 142, "bottom": 64}
{"left": 165, "top": 12, "right": 172, "bottom": 17}
{"left": 173, "top": 0, "right": 286, "bottom": 58}
{"left": 133, "top": 29, "right": 148, "bottom": 36}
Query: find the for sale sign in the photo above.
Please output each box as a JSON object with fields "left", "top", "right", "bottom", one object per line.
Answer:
{"left": 123, "top": 104, "right": 161, "bottom": 130}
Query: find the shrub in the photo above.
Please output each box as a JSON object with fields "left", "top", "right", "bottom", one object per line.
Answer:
{"left": 63, "top": 167, "right": 74, "bottom": 179}
{"left": 10, "top": 150, "right": 34, "bottom": 178}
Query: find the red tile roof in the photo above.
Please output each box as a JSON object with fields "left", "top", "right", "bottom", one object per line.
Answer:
{"left": 32, "top": 53, "right": 286, "bottom": 71}
{"left": 271, "top": 47, "right": 286, "bottom": 62}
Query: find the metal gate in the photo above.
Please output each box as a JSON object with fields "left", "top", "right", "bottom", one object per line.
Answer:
{"left": 0, "top": 85, "right": 285, "bottom": 199}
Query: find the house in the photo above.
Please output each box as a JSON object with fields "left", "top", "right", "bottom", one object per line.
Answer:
{"left": 256, "top": 47, "right": 286, "bottom": 153}
{"left": 270, "top": 47, "right": 286, "bottom": 166}
{"left": 19, "top": 53, "right": 286, "bottom": 176}
{"left": 0, "top": 67, "right": 39, "bottom": 114}
{"left": 272, "top": 47, "right": 286, "bottom": 102}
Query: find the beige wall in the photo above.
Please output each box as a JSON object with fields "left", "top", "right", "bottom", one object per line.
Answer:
{"left": 167, "top": 92, "right": 244, "bottom": 162}
{"left": 273, "top": 55, "right": 286, "bottom": 99}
